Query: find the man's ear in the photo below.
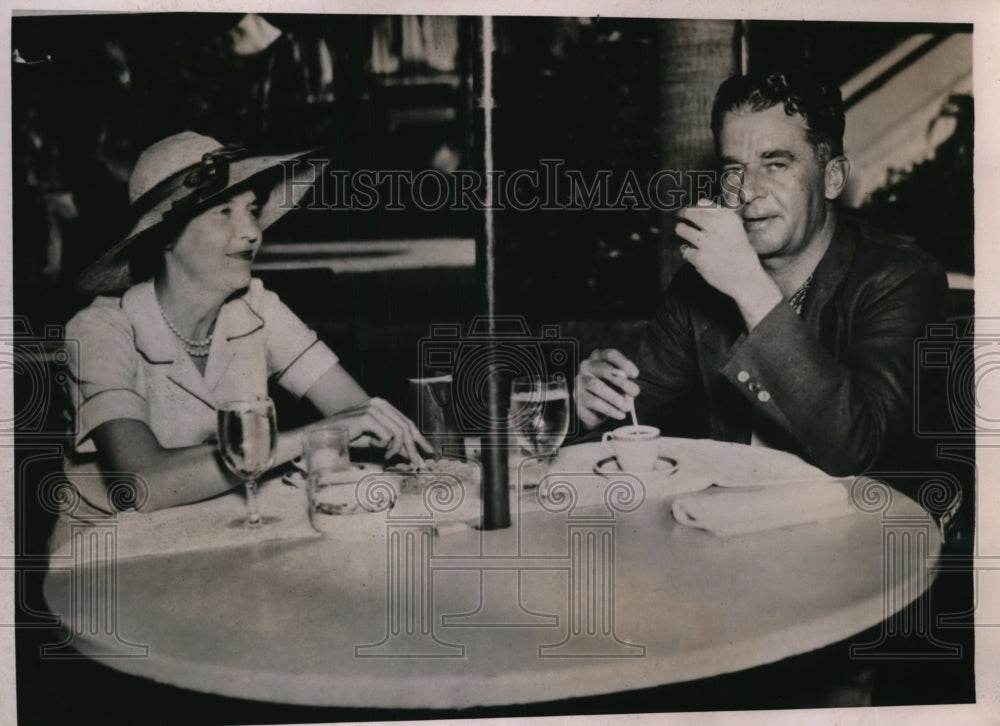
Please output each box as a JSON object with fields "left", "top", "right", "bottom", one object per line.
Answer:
{"left": 824, "top": 156, "right": 850, "bottom": 200}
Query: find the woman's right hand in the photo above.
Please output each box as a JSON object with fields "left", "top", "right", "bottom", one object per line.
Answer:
{"left": 313, "top": 397, "right": 434, "bottom": 463}
{"left": 574, "top": 349, "right": 641, "bottom": 430}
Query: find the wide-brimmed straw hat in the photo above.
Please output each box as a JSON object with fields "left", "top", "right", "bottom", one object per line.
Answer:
{"left": 76, "top": 131, "right": 319, "bottom": 294}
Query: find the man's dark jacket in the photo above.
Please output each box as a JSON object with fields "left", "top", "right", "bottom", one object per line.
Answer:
{"left": 632, "top": 211, "right": 947, "bottom": 477}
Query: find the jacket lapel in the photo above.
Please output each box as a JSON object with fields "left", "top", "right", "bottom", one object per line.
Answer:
{"left": 801, "top": 216, "right": 855, "bottom": 333}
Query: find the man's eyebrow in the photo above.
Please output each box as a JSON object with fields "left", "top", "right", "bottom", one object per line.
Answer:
{"left": 761, "top": 149, "right": 796, "bottom": 161}
{"left": 720, "top": 156, "right": 743, "bottom": 166}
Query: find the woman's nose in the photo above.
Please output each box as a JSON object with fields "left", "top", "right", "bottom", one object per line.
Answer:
{"left": 235, "top": 211, "right": 261, "bottom": 243}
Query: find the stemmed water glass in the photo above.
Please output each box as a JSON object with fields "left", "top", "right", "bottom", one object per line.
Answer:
{"left": 217, "top": 396, "right": 278, "bottom": 528}
{"left": 509, "top": 375, "right": 570, "bottom": 487}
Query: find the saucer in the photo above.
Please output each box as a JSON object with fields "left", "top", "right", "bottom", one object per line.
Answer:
{"left": 283, "top": 462, "right": 380, "bottom": 488}
{"left": 593, "top": 455, "right": 678, "bottom": 478}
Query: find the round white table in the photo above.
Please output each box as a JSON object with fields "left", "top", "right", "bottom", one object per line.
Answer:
{"left": 43, "top": 438, "right": 941, "bottom": 709}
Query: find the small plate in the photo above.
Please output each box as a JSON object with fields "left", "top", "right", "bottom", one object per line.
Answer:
{"left": 283, "top": 462, "right": 380, "bottom": 488}
{"left": 593, "top": 455, "right": 679, "bottom": 478}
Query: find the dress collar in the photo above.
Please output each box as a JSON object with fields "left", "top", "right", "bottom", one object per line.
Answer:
{"left": 121, "top": 279, "right": 266, "bottom": 365}
{"left": 122, "top": 280, "right": 176, "bottom": 364}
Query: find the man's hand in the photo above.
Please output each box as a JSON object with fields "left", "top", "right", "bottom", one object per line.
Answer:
{"left": 575, "top": 349, "right": 641, "bottom": 430}
{"left": 675, "top": 201, "right": 782, "bottom": 330}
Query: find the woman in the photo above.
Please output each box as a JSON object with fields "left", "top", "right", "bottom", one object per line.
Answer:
{"left": 62, "top": 131, "right": 432, "bottom": 516}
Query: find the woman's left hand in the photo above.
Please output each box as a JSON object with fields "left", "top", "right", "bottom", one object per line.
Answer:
{"left": 314, "top": 397, "right": 436, "bottom": 463}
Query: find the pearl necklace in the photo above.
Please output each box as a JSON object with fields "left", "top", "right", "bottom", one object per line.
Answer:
{"left": 158, "top": 301, "right": 213, "bottom": 357}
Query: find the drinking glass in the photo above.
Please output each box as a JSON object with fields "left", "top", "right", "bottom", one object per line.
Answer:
{"left": 509, "top": 375, "right": 570, "bottom": 486}
{"left": 217, "top": 397, "right": 278, "bottom": 528}
{"left": 303, "top": 427, "right": 355, "bottom": 533}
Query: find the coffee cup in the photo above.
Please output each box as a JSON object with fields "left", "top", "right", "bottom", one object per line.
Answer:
{"left": 602, "top": 425, "right": 661, "bottom": 472}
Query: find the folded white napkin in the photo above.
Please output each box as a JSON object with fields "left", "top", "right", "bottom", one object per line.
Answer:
{"left": 671, "top": 479, "right": 856, "bottom": 536}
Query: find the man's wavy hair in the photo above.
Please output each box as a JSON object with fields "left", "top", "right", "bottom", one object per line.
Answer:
{"left": 710, "top": 71, "right": 846, "bottom": 162}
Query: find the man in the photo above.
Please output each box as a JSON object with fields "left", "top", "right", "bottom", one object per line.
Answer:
{"left": 576, "top": 71, "right": 947, "bottom": 477}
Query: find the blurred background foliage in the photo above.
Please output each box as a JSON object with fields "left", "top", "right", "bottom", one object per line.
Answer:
{"left": 862, "top": 94, "right": 974, "bottom": 275}
{"left": 493, "top": 17, "right": 663, "bottom": 320}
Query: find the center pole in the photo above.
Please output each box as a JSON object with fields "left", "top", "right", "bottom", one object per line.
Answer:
{"left": 476, "top": 16, "right": 510, "bottom": 530}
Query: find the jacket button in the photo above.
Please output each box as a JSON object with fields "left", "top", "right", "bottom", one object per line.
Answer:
{"left": 757, "top": 390, "right": 771, "bottom": 403}
{"left": 737, "top": 370, "right": 750, "bottom": 383}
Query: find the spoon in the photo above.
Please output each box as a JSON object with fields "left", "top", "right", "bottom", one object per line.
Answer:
{"left": 628, "top": 397, "right": 640, "bottom": 434}
{"left": 610, "top": 366, "right": 641, "bottom": 433}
